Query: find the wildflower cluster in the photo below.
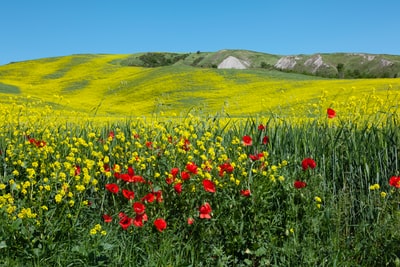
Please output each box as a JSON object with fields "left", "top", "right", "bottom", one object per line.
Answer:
{"left": 97, "top": 118, "right": 281, "bottom": 232}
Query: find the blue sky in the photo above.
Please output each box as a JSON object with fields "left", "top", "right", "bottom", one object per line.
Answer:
{"left": 1, "top": 0, "right": 400, "bottom": 65}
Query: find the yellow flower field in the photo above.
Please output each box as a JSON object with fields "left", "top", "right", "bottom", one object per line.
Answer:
{"left": 0, "top": 54, "right": 399, "bottom": 120}
{"left": 0, "top": 55, "right": 399, "bottom": 266}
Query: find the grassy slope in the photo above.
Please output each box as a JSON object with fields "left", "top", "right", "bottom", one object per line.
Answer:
{"left": 0, "top": 53, "right": 399, "bottom": 118}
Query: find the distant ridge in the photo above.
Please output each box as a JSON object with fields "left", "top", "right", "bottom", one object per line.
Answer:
{"left": 2, "top": 49, "right": 400, "bottom": 78}
{"left": 114, "top": 49, "right": 400, "bottom": 79}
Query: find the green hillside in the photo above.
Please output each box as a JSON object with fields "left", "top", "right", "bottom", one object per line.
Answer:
{"left": 113, "top": 50, "right": 400, "bottom": 78}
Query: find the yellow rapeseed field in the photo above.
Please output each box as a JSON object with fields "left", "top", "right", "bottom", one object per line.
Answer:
{"left": 0, "top": 54, "right": 399, "bottom": 121}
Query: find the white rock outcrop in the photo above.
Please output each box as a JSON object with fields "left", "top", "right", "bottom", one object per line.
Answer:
{"left": 218, "top": 56, "right": 250, "bottom": 69}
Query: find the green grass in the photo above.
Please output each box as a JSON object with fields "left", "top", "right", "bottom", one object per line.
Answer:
{"left": 0, "top": 82, "right": 20, "bottom": 94}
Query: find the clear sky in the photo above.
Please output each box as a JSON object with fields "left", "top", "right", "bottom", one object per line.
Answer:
{"left": 1, "top": 0, "right": 400, "bottom": 65}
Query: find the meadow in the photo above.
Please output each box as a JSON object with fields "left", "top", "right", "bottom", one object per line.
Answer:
{"left": 0, "top": 55, "right": 400, "bottom": 266}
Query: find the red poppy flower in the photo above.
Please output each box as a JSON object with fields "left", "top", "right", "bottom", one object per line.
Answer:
{"left": 186, "top": 162, "right": 198, "bottom": 174}
{"left": 105, "top": 183, "right": 119, "bottom": 194}
{"left": 103, "top": 163, "right": 110, "bottom": 172}
{"left": 133, "top": 202, "right": 146, "bottom": 214}
{"left": 258, "top": 124, "right": 266, "bottom": 131}
{"left": 127, "top": 166, "right": 135, "bottom": 176}
{"left": 74, "top": 165, "right": 81, "bottom": 176}
{"left": 203, "top": 179, "right": 216, "bottom": 193}
{"left": 219, "top": 162, "right": 234, "bottom": 177}
{"left": 133, "top": 213, "right": 148, "bottom": 227}
{"left": 141, "top": 193, "right": 155, "bottom": 203}
{"left": 174, "top": 183, "right": 182, "bottom": 194}
{"left": 181, "top": 171, "right": 190, "bottom": 180}
{"left": 262, "top": 136, "right": 269, "bottom": 145}
{"left": 122, "top": 189, "right": 135, "bottom": 200}
{"left": 126, "top": 174, "right": 145, "bottom": 183}
{"left": 199, "top": 203, "right": 212, "bottom": 219}
{"left": 327, "top": 108, "right": 336, "bottom": 118}
{"left": 145, "top": 141, "right": 152, "bottom": 148}
{"left": 165, "top": 176, "right": 175, "bottom": 184}
{"left": 182, "top": 139, "right": 191, "bottom": 151}
{"left": 154, "top": 218, "right": 167, "bottom": 232}
{"left": 119, "top": 215, "right": 133, "bottom": 230}
{"left": 119, "top": 212, "right": 127, "bottom": 218}
{"left": 240, "top": 189, "right": 251, "bottom": 197}
{"left": 242, "top": 135, "right": 253, "bottom": 146}
{"left": 294, "top": 180, "right": 307, "bottom": 189}
{"left": 102, "top": 214, "right": 113, "bottom": 223}
{"left": 302, "top": 158, "right": 317, "bottom": 171}
{"left": 170, "top": 168, "right": 179, "bottom": 177}
{"left": 29, "top": 138, "right": 47, "bottom": 147}
{"left": 187, "top": 217, "right": 195, "bottom": 225}
{"left": 389, "top": 176, "right": 400, "bottom": 188}
{"left": 249, "top": 153, "right": 264, "bottom": 161}
{"left": 154, "top": 190, "right": 163, "bottom": 203}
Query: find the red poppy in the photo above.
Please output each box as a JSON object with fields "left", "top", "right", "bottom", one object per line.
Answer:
{"left": 127, "top": 166, "right": 135, "bottom": 176}
{"left": 258, "top": 124, "right": 266, "bottom": 131}
{"left": 102, "top": 214, "right": 112, "bottom": 223}
{"left": 122, "top": 189, "right": 135, "bottom": 200}
{"left": 182, "top": 139, "right": 191, "bottom": 151}
{"left": 242, "top": 135, "right": 253, "bottom": 146}
{"left": 262, "top": 136, "right": 269, "bottom": 145}
{"left": 105, "top": 183, "right": 119, "bottom": 194}
{"left": 133, "top": 213, "right": 148, "bottom": 227}
{"left": 127, "top": 175, "right": 146, "bottom": 183}
{"left": 240, "top": 189, "right": 251, "bottom": 197}
{"left": 170, "top": 168, "right": 179, "bottom": 178}
{"left": 116, "top": 166, "right": 145, "bottom": 183}
{"left": 181, "top": 171, "right": 190, "bottom": 180}
{"left": 141, "top": 193, "right": 155, "bottom": 203}
{"left": 119, "top": 215, "right": 133, "bottom": 230}
{"left": 302, "top": 158, "right": 317, "bottom": 171}
{"left": 219, "top": 162, "right": 234, "bottom": 177}
{"left": 119, "top": 212, "right": 127, "bottom": 218}
{"left": 186, "top": 162, "right": 198, "bottom": 174}
{"left": 294, "top": 180, "right": 307, "bottom": 189}
{"left": 29, "top": 138, "right": 47, "bottom": 147}
{"left": 154, "top": 218, "right": 167, "bottom": 232}
{"left": 174, "top": 183, "right": 183, "bottom": 194}
{"left": 199, "top": 203, "right": 212, "bottom": 219}
{"left": 154, "top": 190, "right": 163, "bottom": 203}
{"left": 327, "top": 108, "right": 336, "bottom": 118}
{"left": 133, "top": 202, "right": 146, "bottom": 214}
{"left": 103, "top": 163, "right": 110, "bottom": 172}
{"left": 203, "top": 179, "right": 216, "bottom": 193}
{"left": 145, "top": 141, "right": 152, "bottom": 148}
{"left": 249, "top": 153, "right": 264, "bottom": 161}
{"left": 165, "top": 176, "right": 175, "bottom": 184}
{"left": 389, "top": 176, "right": 400, "bottom": 188}
{"left": 187, "top": 217, "right": 195, "bottom": 225}
{"left": 74, "top": 165, "right": 81, "bottom": 176}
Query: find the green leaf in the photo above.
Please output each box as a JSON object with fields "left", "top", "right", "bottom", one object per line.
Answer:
{"left": 0, "top": 241, "right": 7, "bottom": 249}
{"left": 101, "top": 243, "right": 115, "bottom": 250}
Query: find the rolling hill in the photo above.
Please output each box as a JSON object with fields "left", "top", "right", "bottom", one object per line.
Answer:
{"left": 0, "top": 50, "right": 399, "bottom": 118}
